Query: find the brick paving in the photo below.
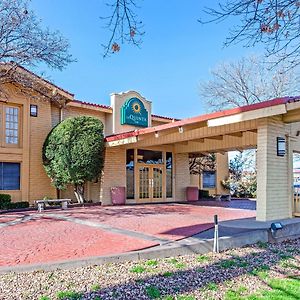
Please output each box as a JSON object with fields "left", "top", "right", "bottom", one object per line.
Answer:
{"left": 0, "top": 201, "right": 256, "bottom": 267}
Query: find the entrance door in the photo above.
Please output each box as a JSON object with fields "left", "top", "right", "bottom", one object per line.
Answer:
{"left": 138, "top": 165, "right": 164, "bottom": 201}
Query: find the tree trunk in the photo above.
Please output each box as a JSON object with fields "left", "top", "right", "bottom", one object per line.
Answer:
{"left": 74, "top": 184, "right": 85, "bottom": 203}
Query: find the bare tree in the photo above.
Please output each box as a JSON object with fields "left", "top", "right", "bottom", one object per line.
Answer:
{"left": 0, "top": 0, "right": 73, "bottom": 99}
{"left": 189, "top": 153, "right": 216, "bottom": 175}
{"left": 200, "top": 0, "right": 300, "bottom": 70}
{"left": 200, "top": 55, "right": 299, "bottom": 112}
{"left": 101, "top": 0, "right": 144, "bottom": 57}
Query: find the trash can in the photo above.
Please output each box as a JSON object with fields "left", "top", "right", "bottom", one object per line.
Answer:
{"left": 186, "top": 186, "right": 199, "bottom": 202}
{"left": 111, "top": 186, "right": 126, "bottom": 205}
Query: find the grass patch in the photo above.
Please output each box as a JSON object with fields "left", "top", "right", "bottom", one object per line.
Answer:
{"left": 219, "top": 259, "right": 237, "bottom": 269}
{"left": 146, "top": 259, "right": 158, "bottom": 267}
{"left": 231, "top": 278, "right": 300, "bottom": 299}
{"left": 130, "top": 265, "right": 146, "bottom": 273}
{"left": 162, "top": 271, "right": 173, "bottom": 277}
{"left": 196, "top": 255, "right": 210, "bottom": 262}
{"left": 56, "top": 290, "right": 83, "bottom": 300}
{"left": 167, "top": 258, "right": 186, "bottom": 269}
{"left": 225, "top": 286, "right": 247, "bottom": 300}
{"left": 256, "top": 241, "right": 268, "bottom": 249}
{"left": 206, "top": 282, "right": 218, "bottom": 291}
{"left": 90, "top": 284, "right": 101, "bottom": 292}
{"left": 249, "top": 265, "right": 270, "bottom": 280}
{"left": 39, "top": 297, "right": 51, "bottom": 300}
{"left": 145, "top": 285, "right": 161, "bottom": 299}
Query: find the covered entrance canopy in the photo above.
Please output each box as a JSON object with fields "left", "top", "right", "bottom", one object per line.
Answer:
{"left": 105, "top": 97, "right": 300, "bottom": 222}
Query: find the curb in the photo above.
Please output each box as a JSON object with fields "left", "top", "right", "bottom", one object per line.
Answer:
{"left": 0, "top": 229, "right": 268, "bottom": 274}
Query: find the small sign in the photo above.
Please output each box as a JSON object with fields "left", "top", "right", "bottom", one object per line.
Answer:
{"left": 121, "top": 97, "right": 148, "bottom": 127}
{"left": 277, "top": 137, "right": 286, "bottom": 157}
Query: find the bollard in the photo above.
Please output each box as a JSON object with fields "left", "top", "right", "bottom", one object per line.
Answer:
{"left": 213, "top": 214, "right": 219, "bottom": 253}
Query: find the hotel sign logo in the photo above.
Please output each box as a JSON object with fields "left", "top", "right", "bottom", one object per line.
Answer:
{"left": 121, "top": 97, "right": 148, "bottom": 127}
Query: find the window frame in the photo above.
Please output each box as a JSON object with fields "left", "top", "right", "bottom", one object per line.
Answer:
{"left": 0, "top": 162, "right": 21, "bottom": 191}
{"left": 202, "top": 171, "right": 216, "bottom": 189}
{"left": 1, "top": 103, "right": 22, "bottom": 148}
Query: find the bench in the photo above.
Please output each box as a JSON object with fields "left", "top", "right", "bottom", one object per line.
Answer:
{"left": 35, "top": 199, "right": 71, "bottom": 213}
{"left": 214, "top": 194, "right": 231, "bottom": 201}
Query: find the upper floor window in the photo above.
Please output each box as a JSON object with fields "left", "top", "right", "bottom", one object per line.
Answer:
{"left": 5, "top": 106, "right": 19, "bottom": 145}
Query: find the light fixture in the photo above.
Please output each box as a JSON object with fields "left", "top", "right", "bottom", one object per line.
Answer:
{"left": 30, "top": 104, "right": 38, "bottom": 117}
{"left": 178, "top": 126, "right": 184, "bottom": 134}
{"left": 277, "top": 137, "right": 286, "bottom": 157}
{"left": 155, "top": 131, "right": 159, "bottom": 138}
{"left": 270, "top": 222, "right": 283, "bottom": 236}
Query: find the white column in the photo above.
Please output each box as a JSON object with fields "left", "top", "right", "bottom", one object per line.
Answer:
{"left": 256, "top": 118, "right": 293, "bottom": 221}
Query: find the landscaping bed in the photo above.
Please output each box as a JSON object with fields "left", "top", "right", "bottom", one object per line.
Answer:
{"left": 0, "top": 239, "right": 299, "bottom": 300}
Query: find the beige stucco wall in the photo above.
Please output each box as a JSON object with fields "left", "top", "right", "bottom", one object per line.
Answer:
{"left": 256, "top": 117, "right": 293, "bottom": 221}
{"left": 216, "top": 153, "right": 229, "bottom": 194}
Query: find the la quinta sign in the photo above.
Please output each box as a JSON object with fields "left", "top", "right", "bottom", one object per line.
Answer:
{"left": 121, "top": 97, "right": 148, "bottom": 127}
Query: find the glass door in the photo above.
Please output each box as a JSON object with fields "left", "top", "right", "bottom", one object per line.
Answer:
{"left": 138, "top": 165, "right": 164, "bottom": 201}
{"left": 139, "top": 166, "right": 150, "bottom": 200}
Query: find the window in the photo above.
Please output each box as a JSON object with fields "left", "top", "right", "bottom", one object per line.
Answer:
{"left": 203, "top": 171, "right": 216, "bottom": 188}
{"left": 0, "top": 162, "right": 20, "bottom": 190}
{"left": 137, "top": 149, "right": 163, "bottom": 164}
{"left": 5, "top": 106, "right": 19, "bottom": 144}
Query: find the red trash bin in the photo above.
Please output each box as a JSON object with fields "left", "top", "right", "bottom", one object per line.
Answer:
{"left": 111, "top": 186, "right": 126, "bottom": 205}
{"left": 186, "top": 186, "right": 199, "bottom": 202}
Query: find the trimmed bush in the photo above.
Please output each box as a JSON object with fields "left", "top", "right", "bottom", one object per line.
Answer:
{"left": 6, "top": 201, "right": 30, "bottom": 209}
{"left": 0, "top": 194, "right": 12, "bottom": 209}
{"left": 0, "top": 194, "right": 29, "bottom": 210}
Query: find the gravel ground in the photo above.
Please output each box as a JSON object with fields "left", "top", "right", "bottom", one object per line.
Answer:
{"left": 0, "top": 239, "right": 299, "bottom": 300}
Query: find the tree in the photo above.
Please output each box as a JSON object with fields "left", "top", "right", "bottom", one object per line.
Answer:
{"left": 222, "top": 150, "right": 257, "bottom": 197}
{"left": 0, "top": 0, "right": 73, "bottom": 98}
{"left": 42, "top": 116, "right": 105, "bottom": 203}
{"left": 101, "top": 0, "right": 144, "bottom": 57}
{"left": 189, "top": 153, "right": 216, "bottom": 175}
{"left": 200, "top": 1, "right": 300, "bottom": 70}
{"left": 200, "top": 55, "right": 299, "bottom": 112}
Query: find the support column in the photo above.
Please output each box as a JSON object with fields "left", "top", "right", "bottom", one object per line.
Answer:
{"left": 256, "top": 118, "right": 293, "bottom": 221}
{"left": 216, "top": 152, "right": 229, "bottom": 194}
{"left": 175, "top": 153, "right": 190, "bottom": 201}
{"left": 100, "top": 147, "right": 126, "bottom": 205}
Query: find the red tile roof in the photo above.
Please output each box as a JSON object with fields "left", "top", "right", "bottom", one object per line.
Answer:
{"left": 105, "top": 96, "right": 300, "bottom": 142}
{"left": 72, "top": 99, "right": 112, "bottom": 110}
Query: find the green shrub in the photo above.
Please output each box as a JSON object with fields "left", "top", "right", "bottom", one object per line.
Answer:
{"left": 145, "top": 286, "right": 161, "bottom": 299}
{"left": 6, "top": 201, "right": 29, "bottom": 209}
{"left": 0, "top": 194, "right": 11, "bottom": 209}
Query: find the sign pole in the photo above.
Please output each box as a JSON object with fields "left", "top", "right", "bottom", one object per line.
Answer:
{"left": 213, "top": 214, "right": 219, "bottom": 253}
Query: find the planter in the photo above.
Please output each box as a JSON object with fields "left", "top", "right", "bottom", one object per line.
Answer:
{"left": 186, "top": 186, "right": 199, "bottom": 202}
{"left": 111, "top": 186, "right": 126, "bottom": 205}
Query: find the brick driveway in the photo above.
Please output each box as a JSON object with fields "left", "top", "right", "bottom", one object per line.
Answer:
{"left": 0, "top": 201, "right": 256, "bottom": 267}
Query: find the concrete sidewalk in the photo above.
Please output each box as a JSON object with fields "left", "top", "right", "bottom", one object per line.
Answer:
{"left": 1, "top": 216, "right": 299, "bottom": 274}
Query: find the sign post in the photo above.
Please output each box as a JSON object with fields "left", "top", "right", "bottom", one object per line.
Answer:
{"left": 213, "top": 214, "right": 219, "bottom": 253}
